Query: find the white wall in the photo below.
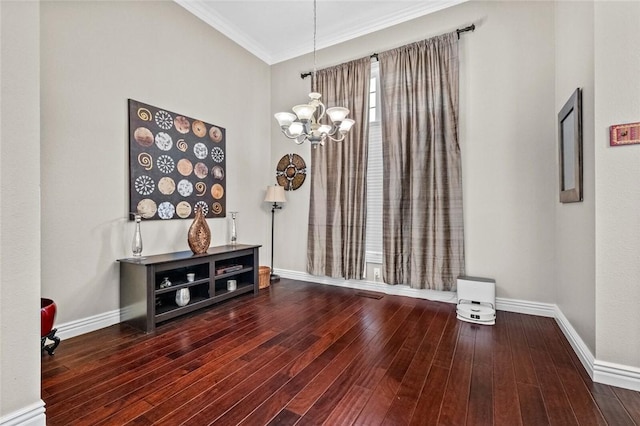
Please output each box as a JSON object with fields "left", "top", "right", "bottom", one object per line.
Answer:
{"left": 270, "top": 1, "right": 557, "bottom": 303}
{"left": 594, "top": 1, "right": 640, "bottom": 368}
{"left": 40, "top": 1, "right": 272, "bottom": 325}
{"left": 554, "top": 2, "right": 596, "bottom": 353}
{"left": 0, "top": 0, "right": 44, "bottom": 422}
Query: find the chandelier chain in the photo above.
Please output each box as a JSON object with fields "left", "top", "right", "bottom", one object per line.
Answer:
{"left": 313, "top": 0, "right": 317, "bottom": 90}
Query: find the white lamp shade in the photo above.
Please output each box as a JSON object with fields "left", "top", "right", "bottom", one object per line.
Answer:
{"left": 339, "top": 118, "right": 355, "bottom": 132}
{"left": 326, "top": 107, "right": 349, "bottom": 122}
{"left": 288, "top": 122, "right": 304, "bottom": 136}
{"left": 264, "top": 185, "right": 287, "bottom": 203}
{"left": 292, "top": 104, "right": 316, "bottom": 120}
{"left": 274, "top": 112, "right": 296, "bottom": 127}
{"left": 318, "top": 124, "right": 332, "bottom": 134}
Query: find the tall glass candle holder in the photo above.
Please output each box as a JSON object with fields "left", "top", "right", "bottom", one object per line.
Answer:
{"left": 230, "top": 211, "right": 238, "bottom": 245}
{"left": 131, "top": 213, "right": 143, "bottom": 257}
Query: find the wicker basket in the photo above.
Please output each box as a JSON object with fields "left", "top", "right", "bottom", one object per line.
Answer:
{"left": 259, "top": 266, "right": 271, "bottom": 289}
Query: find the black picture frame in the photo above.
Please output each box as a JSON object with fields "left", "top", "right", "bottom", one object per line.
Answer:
{"left": 558, "top": 88, "right": 583, "bottom": 203}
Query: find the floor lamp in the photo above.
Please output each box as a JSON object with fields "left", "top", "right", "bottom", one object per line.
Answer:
{"left": 264, "top": 185, "right": 286, "bottom": 282}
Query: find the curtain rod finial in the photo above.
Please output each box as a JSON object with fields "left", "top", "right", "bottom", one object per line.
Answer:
{"left": 456, "top": 23, "right": 476, "bottom": 39}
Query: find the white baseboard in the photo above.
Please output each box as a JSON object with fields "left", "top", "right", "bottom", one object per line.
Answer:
{"left": 278, "top": 268, "right": 560, "bottom": 316}
{"left": 56, "top": 308, "right": 121, "bottom": 340}
{"left": 277, "top": 268, "right": 458, "bottom": 304}
{"left": 496, "top": 297, "right": 556, "bottom": 317}
{"left": 276, "top": 268, "right": 640, "bottom": 392}
{"left": 0, "top": 401, "right": 45, "bottom": 426}
{"left": 594, "top": 360, "right": 640, "bottom": 392}
{"left": 553, "top": 306, "right": 595, "bottom": 379}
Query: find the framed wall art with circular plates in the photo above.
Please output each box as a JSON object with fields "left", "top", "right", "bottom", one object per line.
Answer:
{"left": 276, "top": 153, "right": 307, "bottom": 191}
{"left": 128, "top": 99, "right": 226, "bottom": 220}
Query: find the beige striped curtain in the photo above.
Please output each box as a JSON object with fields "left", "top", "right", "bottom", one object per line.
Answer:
{"left": 378, "top": 32, "right": 465, "bottom": 290}
{"left": 307, "top": 57, "right": 370, "bottom": 279}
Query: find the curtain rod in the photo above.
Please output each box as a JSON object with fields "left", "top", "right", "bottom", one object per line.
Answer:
{"left": 300, "top": 23, "right": 475, "bottom": 80}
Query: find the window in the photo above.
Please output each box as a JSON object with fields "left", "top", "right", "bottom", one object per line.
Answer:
{"left": 369, "top": 61, "right": 380, "bottom": 122}
{"left": 365, "top": 61, "right": 382, "bottom": 264}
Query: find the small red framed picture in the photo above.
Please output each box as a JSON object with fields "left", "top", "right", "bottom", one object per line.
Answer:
{"left": 610, "top": 122, "right": 640, "bottom": 146}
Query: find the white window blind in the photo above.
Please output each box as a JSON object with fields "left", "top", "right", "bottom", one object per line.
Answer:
{"left": 365, "top": 61, "right": 383, "bottom": 264}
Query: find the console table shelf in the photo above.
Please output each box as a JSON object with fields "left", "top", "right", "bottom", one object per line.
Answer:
{"left": 118, "top": 244, "right": 260, "bottom": 332}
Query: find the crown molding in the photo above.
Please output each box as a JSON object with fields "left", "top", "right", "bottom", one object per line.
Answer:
{"left": 175, "top": 0, "right": 467, "bottom": 65}
{"left": 174, "top": 0, "right": 275, "bottom": 64}
{"left": 313, "top": 0, "right": 467, "bottom": 54}
{"left": 269, "top": 0, "right": 468, "bottom": 64}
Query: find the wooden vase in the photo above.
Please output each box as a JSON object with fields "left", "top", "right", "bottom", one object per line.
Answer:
{"left": 188, "top": 207, "right": 211, "bottom": 254}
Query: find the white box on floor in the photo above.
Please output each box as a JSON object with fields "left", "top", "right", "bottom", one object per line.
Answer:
{"left": 456, "top": 276, "right": 496, "bottom": 325}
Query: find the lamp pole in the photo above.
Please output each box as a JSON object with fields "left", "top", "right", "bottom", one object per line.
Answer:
{"left": 270, "top": 201, "right": 282, "bottom": 282}
{"left": 264, "top": 184, "right": 286, "bottom": 282}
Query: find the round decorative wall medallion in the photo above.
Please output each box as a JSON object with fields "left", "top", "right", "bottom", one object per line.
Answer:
{"left": 276, "top": 153, "right": 307, "bottom": 191}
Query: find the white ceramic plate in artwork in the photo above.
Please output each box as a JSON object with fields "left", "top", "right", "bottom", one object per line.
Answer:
{"left": 155, "top": 132, "right": 173, "bottom": 151}
{"left": 158, "top": 201, "right": 175, "bottom": 220}
{"left": 193, "top": 142, "right": 208, "bottom": 160}
{"left": 177, "top": 179, "right": 194, "bottom": 197}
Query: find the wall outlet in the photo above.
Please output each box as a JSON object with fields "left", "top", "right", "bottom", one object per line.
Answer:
{"left": 373, "top": 268, "right": 381, "bottom": 282}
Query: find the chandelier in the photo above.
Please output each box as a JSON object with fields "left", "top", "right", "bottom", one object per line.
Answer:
{"left": 273, "top": 0, "right": 355, "bottom": 148}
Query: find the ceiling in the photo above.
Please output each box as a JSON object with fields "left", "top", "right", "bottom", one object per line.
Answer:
{"left": 174, "top": 0, "right": 466, "bottom": 65}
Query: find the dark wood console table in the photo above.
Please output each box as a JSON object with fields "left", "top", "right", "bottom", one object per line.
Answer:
{"left": 118, "top": 244, "right": 260, "bottom": 332}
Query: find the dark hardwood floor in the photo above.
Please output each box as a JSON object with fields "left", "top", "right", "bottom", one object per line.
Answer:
{"left": 41, "top": 279, "right": 640, "bottom": 425}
